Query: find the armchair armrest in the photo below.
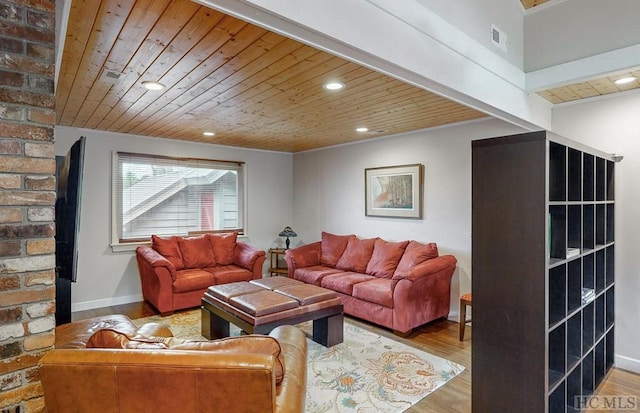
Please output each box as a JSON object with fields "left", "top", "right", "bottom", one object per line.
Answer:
{"left": 284, "top": 242, "right": 321, "bottom": 277}
{"left": 270, "top": 325, "right": 307, "bottom": 413}
{"left": 234, "top": 242, "right": 267, "bottom": 279}
{"left": 391, "top": 255, "right": 457, "bottom": 282}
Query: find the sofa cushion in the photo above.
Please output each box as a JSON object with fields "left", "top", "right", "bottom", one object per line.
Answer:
{"left": 207, "top": 265, "right": 253, "bottom": 284}
{"left": 209, "top": 232, "right": 237, "bottom": 265}
{"left": 320, "top": 272, "right": 377, "bottom": 295}
{"left": 173, "top": 269, "right": 216, "bottom": 293}
{"left": 335, "top": 237, "right": 377, "bottom": 273}
{"left": 293, "top": 265, "right": 344, "bottom": 286}
{"left": 394, "top": 241, "right": 439, "bottom": 275}
{"left": 171, "top": 335, "right": 285, "bottom": 384}
{"left": 320, "top": 232, "right": 354, "bottom": 267}
{"left": 365, "top": 239, "right": 410, "bottom": 278}
{"left": 178, "top": 235, "right": 216, "bottom": 269}
{"left": 86, "top": 328, "right": 169, "bottom": 349}
{"left": 352, "top": 278, "right": 394, "bottom": 308}
{"left": 152, "top": 235, "right": 185, "bottom": 270}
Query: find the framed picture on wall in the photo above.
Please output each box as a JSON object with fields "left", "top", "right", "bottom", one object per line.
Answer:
{"left": 365, "top": 163, "right": 424, "bottom": 218}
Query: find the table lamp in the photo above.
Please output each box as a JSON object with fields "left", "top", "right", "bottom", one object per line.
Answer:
{"left": 278, "top": 226, "right": 297, "bottom": 249}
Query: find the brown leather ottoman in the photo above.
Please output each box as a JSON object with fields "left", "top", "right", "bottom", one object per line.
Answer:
{"left": 201, "top": 276, "right": 344, "bottom": 346}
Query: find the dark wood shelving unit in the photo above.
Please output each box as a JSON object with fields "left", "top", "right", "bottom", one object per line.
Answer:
{"left": 471, "top": 131, "right": 615, "bottom": 413}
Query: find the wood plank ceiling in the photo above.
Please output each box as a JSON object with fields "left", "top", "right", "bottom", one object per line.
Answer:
{"left": 56, "top": 0, "right": 639, "bottom": 152}
{"left": 521, "top": 0, "right": 550, "bottom": 8}
{"left": 56, "top": 0, "right": 487, "bottom": 153}
{"left": 537, "top": 69, "right": 640, "bottom": 104}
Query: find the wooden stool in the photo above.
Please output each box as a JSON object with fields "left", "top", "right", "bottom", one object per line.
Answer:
{"left": 459, "top": 293, "right": 472, "bottom": 341}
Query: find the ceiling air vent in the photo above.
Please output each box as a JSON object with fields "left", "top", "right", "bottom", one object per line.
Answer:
{"left": 99, "top": 69, "right": 124, "bottom": 84}
{"left": 490, "top": 24, "right": 508, "bottom": 53}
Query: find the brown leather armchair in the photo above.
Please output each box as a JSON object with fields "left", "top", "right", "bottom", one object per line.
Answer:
{"left": 39, "top": 315, "right": 307, "bottom": 413}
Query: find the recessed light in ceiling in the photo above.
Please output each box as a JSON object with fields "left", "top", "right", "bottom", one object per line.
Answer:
{"left": 202, "top": 132, "right": 215, "bottom": 137}
{"left": 323, "top": 82, "right": 344, "bottom": 90}
{"left": 141, "top": 80, "right": 165, "bottom": 90}
{"left": 355, "top": 127, "right": 369, "bottom": 133}
{"left": 614, "top": 76, "right": 636, "bottom": 85}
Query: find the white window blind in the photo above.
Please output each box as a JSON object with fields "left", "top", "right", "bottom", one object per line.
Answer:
{"left": 114, "top": 152, "right": 245, "bottom": 242}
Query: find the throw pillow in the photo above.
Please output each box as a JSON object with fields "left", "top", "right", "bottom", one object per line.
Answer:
{"left": 171, "top": 335, "right": 285, "bottom": 384}
{"left": 209, "top": 232, "right": 237, "bottom": 265}
{"left": 320, "top": 232, "right": 354, "bottom": 267}
{"left": 86, "top": 328, "right": 169, "bottom": 349}
{"left": 394, "top": 241, "right": 439, "bottom": 275}
{"left": 335, "top": 237, "right": 377, "bottom": 273}
{"left": 365, "top": 239, "right": 410, "bottom": 278}
{"left": 178, "top": 235, "right": 216, "bottom": 269}
{"left": 151, "top": 235, "right": 185, "bottom": 270}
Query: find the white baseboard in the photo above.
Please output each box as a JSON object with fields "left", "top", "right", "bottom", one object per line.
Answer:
{"left": 448, "top": 311, "right": 460, "bottom": 322}
{"left": 615, "top": 354, "right": 640, "bottom": 374}
{"left": 71, "top": 293, "right": 143, "bottom": 312}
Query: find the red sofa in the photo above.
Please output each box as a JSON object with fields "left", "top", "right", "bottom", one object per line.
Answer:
{"left": 284, "top": 232, "right": 456, "bottom": 334}
{"left": 136, "top": 232, "right": 266, "bottom": 315}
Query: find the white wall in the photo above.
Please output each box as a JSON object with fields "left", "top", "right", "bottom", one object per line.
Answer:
{"left": 524, "top": 0, "right": 640, "bottom": 71}
{"left": 417, "top": 0, "right": 524, "bottom": 69}
{"left": 552, "top": 91, "right": 640, "bottom": 374}
{"left": 54, "top": 126, "right": 293, "bottom": 311}
{"left": 291, "top": 118, "right": 526, "bottom": 318}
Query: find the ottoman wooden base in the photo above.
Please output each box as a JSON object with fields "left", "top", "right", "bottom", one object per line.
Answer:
{"left": 201, "top": 277, "right": 344, "bottom": 347}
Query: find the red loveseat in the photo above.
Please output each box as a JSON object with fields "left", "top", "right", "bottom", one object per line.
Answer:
{"left": 284, "top": 232, "right": 456, "bottom": 335}
{"left": 136, "top": 232, "right": 266, "bottom": 315}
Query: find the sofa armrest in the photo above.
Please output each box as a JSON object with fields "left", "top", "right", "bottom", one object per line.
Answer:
{"left": 135, "top": 246, "right": 177, "bottom": 314}
{"left": 233, "top": 242, "right": 266, "bottom": 269}
{"left": 284, "top": 242, "right": 321, "bottom": 277}
{"left": 391, "top": 255, "right": 457, "bottom": 282}
{"left": 136, "top": 246, "right": 176, "bottom": 274}
{"left": 391, "top": 255, "right": 457, "bottom": 333}
{"left": 234, "top": 242, "right": 267, "bottom": 279}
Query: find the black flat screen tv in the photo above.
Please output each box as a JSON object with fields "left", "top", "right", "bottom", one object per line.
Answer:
{"left": 55, "top": 136, "right": 86, "bottom": 282}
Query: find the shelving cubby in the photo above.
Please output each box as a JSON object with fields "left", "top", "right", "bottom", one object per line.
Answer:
{"left": 472, "top": 131, "right": 616, "bottom": 413}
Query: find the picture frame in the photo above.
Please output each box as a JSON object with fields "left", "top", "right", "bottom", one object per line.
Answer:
{"left": 365, "top": 163, "right": 423, "bottom": 219}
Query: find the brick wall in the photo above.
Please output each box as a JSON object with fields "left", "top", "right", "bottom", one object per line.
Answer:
{"left": 0, "top": 0, "right": 56, "bottom": 412}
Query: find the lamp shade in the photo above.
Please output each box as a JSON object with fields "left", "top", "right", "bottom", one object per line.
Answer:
{"left": 278, "top": 226, "right": 297, "bottom": 249}
{"left": 278, "top": 226, "right": 297, "bottom": 238}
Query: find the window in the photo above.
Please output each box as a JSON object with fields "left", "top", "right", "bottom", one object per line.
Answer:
{"left": 112, "top": 152, "right": 245, "bottom": 245}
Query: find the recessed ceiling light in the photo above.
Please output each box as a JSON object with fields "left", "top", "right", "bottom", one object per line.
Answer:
{"left": 614, "top": 76, "right": 636, "bottom": 85}
{"left": 323, "top": 82, "right": 344, "bottom": 90}
{"left": 141, "top": 81, "right": 165, "bottom": 90}
{"left": 356, "top": 127, "right": 369, "bottom": 133}
{"left": 202, "top": 132, "right": 215, "bottom": 137}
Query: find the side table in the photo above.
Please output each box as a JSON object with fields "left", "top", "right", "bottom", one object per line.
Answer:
{"left": 268, "top": 248, "right": 288, "bottom": 277}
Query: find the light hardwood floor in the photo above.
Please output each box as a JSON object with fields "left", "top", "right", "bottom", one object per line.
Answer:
{"left": 71, "top": 303, "right": 639, "bottom": 413}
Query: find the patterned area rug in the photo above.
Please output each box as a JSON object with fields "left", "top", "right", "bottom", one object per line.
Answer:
{"left": 134, "top": 310, "right": 464, "bottom": 412}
